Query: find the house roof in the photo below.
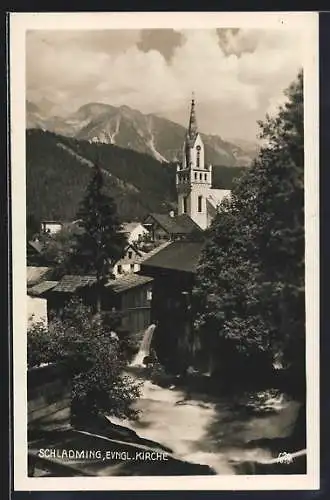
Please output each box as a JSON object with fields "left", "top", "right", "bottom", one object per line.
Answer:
{"left": 121, "top": 222, "right": 145, "bottom": 234}
{"left": 52, "top": 275, "right": 97, "bottom": 293}
{"left": 207, "top": 189, "right": 231, "bottom": 209}
{"left": 140, "top": 241, "right": 204, "bottom": 275}
{"left": 28, "top": 240, "right": 44, "bottom": 254}
{"left": 105, "top": 274, "right": 153, "bottom": 293}
{"left": 135, "top": 241, "right": 172, "bottom": 265}
{"left": 144, "top": 213, "right": 201, "bottom": 235}
{"left": 41, "top": 220, "right": 64, "bottom": 226}
{"left": 28, "top": 281, "right": 58, "bottom": 297}
{"left": 27, "top": 266, "right": 52, "bottom": 286}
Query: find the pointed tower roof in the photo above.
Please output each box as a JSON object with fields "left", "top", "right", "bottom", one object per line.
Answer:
{"left": 187, "top": 93, "right": 198, "bottom": 142}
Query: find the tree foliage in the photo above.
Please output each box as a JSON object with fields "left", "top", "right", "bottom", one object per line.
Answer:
{"left": 27, "top": 298, "right": 141, "bottom": 420}
{"left": 72, "top": 163, "right": 127, "bottom": 280}
{"left": 26, "top": 130, "right": 246, "bottom": 224}
{"left": 36, "top": 224, "right": 82, "bottom": 278}
{"left": 193, "top": 71, "right": 304, "bottom": 375}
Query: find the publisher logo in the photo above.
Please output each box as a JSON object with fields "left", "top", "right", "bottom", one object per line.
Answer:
{"left": 276, "top": 452, "right": 294, "bottom": 464}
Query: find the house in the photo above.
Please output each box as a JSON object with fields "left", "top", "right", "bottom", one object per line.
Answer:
{"left": 112, "top": 243, "right": 146, "bottom": 277}
{"left": 46, "top": 275, "right": 98, "bottom": 316}
{"left": 41, "top": 220, "right": 64, "bottom": 235}
{"left": 44, "top": 272, "right": 153, "bottom": 335}
{"left": 121, "top": 222, "right": 149, "bottom": 245}
{"left": 27, "top": 239, "right": 47, "bottom": 266}
{"left": 139, "top": 240, "right": 205, "bottom": 373}
{"left": 27, "top": 266, "right": 56, "bottom": 326}
{"left": 143, "top": 212, "right": 202, "bottom": 242}
{"left": 103, "top": 274, "right": 154, "bottom": 334}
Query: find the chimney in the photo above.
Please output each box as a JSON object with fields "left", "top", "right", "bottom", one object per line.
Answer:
{"left": 169, "top": 210, "right": 175, "bottom": 218}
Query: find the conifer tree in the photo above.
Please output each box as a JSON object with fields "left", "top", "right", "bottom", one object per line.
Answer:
{"left": 73, "top": 162, "right": 127, "bottom": 311}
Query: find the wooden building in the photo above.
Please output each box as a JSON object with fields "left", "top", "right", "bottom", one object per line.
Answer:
{"left": 140, "top": 240, "right": 204, "bottom": 373}
{"left": 104, "top": 274, "right": 154, "bottom": 334}
{"left": 143, "top": 213, "right": 202, "bottom": 242}
{"left": 40, "top": 272, "right": 153, "bottom": 336}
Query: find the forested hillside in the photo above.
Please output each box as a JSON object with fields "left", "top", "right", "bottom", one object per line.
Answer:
{"left": 26, "top": 129, "right": 246, "bottom": 224}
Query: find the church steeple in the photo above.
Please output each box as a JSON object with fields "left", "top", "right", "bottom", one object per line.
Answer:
{"left": 176, "top": 94, "right": 213, "bottom": 230}
{"left": 188, "top": 92, "right": 198, "bottom": 141}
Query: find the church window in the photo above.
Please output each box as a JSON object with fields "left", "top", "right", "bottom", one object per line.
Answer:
{"left": 194, "top": 172, "right": 197, "bottom": 180}
{"left": 199, "top": 173, "right": 202, "bottom": 181}
{"left": 204, "top": 173, "right": 207, "bottom": 181}
{"left": 196, "top": 150, "right": 200, "bottom": 168}
{"left": 198, "top": 195, "right": 203, "bottom": 213}
{"left": 183, "top": 196, "right": 187, "bottom": 213}
{"left": 128, "top": 251, "right": 133, "bottom": 259}
{"left": 117, "top": 264, "right": 122, "bottom": 274}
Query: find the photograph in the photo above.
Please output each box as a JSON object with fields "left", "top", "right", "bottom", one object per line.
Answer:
{"left": 10, "top": 11, "right": 319, "bottom": 491}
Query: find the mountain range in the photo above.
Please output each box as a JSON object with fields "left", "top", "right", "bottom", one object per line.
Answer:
{"left": 26, "top": 101, "right": 257, "bottom": 167}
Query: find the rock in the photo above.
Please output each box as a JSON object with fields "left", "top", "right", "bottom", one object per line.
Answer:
{"left": 74, "top": 413, "right": 173, "bottom": 454}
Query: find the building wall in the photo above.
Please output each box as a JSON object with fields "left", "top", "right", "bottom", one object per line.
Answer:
{"left": 150, "top": 273, "right": 194, "bottom": 373}
{"left": 41, "top": 222, "right": 63, "bottom": 235}
{"left": 120, "top": 284, "right": 153, "bottom": 333}
{"left": 113, "top": 262, "right": 140, "bottom": 276}
{"left": 113, "top": 245, "right": 142, "bottom": 276}
{"left": 27, "top": 295, "right": 48, "bottom": 326}
{"left": 127, "top": 224, "right": 149, "bottom": 244}
{"left": 176, "top": 133, "right": 213, "bottom": 230}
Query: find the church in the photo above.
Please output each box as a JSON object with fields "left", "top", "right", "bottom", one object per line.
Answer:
{"left": 143, "top": 96, "right": 231, "bottom": 242}
{"left": 176, "top": 96, "right": 230, "bottom": 230}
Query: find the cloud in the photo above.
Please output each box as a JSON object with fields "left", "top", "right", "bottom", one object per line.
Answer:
{"left": 26, "top": 28, "right": 303, "bottom": 141}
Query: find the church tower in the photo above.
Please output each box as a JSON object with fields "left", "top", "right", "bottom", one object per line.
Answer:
{"left": 176, "top": 96, "right": 212, "bottom": 230}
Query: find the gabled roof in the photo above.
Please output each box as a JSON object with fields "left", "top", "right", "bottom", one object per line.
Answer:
{"left": 52, "top": 275, "right": 97, "bottom": 293}
{"left": 135, "top": 241, "right": 172, "bottom": 265}
{"left": 121, "top": 222, "right": 146, "bottom": 234}
{"left": 140, "top": 241, "right": 204, "bottom": 275}
{"left": 105, "top": 274, "right": 153, "bottom": 294}
{"left": 28, "top": 240, "right": 44, "bottom": 254}
{"left": 27, "top": 266, "right": 52, "bottom": 286}
{"left": 144, "top": 213, "right": 201, "bottom": 236}
{"left": 28, "top": 280, "right": 58, "bottom": 297}
{"left": 207, "top": 189, "right": 231, "bottom": 209}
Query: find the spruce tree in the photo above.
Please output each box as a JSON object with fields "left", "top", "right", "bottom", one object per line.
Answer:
{"left": 73, "top": 162, "right": 127, "bottom": 311}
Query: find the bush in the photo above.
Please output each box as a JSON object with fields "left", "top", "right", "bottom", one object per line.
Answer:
{"left": 27, "top": 298, "right": 142, "bottom": 421}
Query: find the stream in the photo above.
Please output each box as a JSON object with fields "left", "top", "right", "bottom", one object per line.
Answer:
{"left": 112, "top": 372, "right": 303, "bottom": 474}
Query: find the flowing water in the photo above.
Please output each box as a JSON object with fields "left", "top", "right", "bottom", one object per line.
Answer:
{"left": 129, "top": 324, "right": 157, "bottom": 367}
{"left": 114, "top": 325, "right": 304, "bottom": 474}
{"left": 113, "top": 374, "right": 302, "bottom": 474}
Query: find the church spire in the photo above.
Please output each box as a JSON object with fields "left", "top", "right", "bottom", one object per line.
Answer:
{"left": 188, "top": 92, "right": 198, "bottom": 140}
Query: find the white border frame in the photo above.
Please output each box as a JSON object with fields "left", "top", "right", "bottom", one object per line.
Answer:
{"left": 10, "top": 11, "right": 319, "bottom": 491}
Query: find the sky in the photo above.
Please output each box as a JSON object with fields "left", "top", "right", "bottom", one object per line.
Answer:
{"left": 26, "top": 28, "right": 304, "bottom": 143}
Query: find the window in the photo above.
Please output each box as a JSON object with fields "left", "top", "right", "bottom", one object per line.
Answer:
{"left": 117, "top": 264, "right": 122, "bottom": 274}
{"left": 183, "top": 196, "right": 187, "bottom": 213}
{"left": 198, "top": 195, "right": 203, "bottom": 213}
{"left": 128, "top": 251, "right": 133, "bottom": 259}
{"left": 130, "top": 263, "right": 134, "bottom": 271}
{"left": 196, "top": 150, "right": 200, "bottom": 168}
{"left": 199, "top": 173, "right": 202, "bottom": 181}
{"left": 204, "top": 173, "right": 207, "bottom": 181}
{"left": 194, "top": 172, "right": 197, "bottom": 180}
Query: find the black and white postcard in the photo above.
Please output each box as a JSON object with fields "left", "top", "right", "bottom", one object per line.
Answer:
{"left": 10, "top": 11, "right": 319, "bottom": 491}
